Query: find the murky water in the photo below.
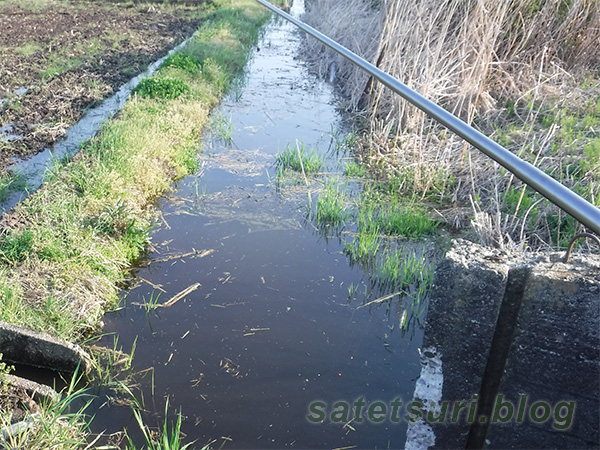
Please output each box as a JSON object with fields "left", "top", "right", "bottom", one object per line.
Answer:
{"left": 90, "top": 2, "right": 426, "bottom": 448}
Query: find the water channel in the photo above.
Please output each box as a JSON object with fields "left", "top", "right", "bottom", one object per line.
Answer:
{"left": 0, "top": 37, "right": 193, "bottom": 214}
{"left": 89, "top": 2, "right": 428, "bottom": 448}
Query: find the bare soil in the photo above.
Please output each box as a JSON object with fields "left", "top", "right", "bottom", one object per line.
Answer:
{"left": 0, "top": 0, "right": 211, "bottom": 171}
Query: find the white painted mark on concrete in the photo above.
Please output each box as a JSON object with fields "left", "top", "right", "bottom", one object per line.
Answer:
{"left": 405, "top": 346, "right": 443, "bottom": 450}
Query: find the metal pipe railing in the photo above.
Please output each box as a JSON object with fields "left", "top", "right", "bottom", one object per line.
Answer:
{"left": 255, "top": 0, "right": 600, "bottom": 236}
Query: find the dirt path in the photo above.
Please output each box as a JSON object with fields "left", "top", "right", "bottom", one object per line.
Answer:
{"left": 0, "top": 0, "right": 211, "bottom": 171}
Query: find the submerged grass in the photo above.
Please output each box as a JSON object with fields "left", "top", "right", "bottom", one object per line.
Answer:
{"left": 354, "top": 248, "right": 434, "bottom": 330}
{"left": 275, "top": 141, "right": 326, "bottom": 188}
{"left": 296, "top": 142, "right": 438, "bottom": 328}
{"left": 0, "top": 171, "right": 27, "bottom": 202}
{"left": 343, "top": 229, "right": 382, "bottom": 264}
{"left": 209, "top": 111, "right": 234, "bottom": 145}
{"left": 283, "top": 126, "right": 440, "bottom": 329}
{"left": 125, "top": 397, "right": 200, "bottom": 450}
{"left": 374, "top": 249, "right": 432, "bottom": 294}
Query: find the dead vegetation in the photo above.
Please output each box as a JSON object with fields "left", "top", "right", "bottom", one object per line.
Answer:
{"left": 302, "top": 0, "right": 600, "bottom": 250}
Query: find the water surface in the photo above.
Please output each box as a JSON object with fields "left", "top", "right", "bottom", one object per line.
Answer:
{"left": 92, "top": 3, "right": 426, "bottom": 448}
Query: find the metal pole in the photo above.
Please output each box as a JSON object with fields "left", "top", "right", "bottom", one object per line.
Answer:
{"left": 255, "top": 0, "right": 600, "bottom": 236}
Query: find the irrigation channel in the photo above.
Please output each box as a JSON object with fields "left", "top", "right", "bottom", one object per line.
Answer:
{"left": 88, "top": 2, "right": 440, "bottom": 447}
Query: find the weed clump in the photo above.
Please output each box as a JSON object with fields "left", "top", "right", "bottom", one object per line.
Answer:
{"left": 161, "top": 53, "right": 202, "bottom": 74}
{"left": 0, "top": 230, "right": 34, "bottom": 264}
{"left": 344, "top": 160, "right": 366, "bottom": 177}
{"left": 315, "top": 180, "right": 348, "bottom": 228}
{"left": 133, "top": 78, "right": 190, "bottom": 100}
{"left": 276, "top": 143, "right": 324, "bottom": 173}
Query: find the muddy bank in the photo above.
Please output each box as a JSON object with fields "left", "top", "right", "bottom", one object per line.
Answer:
{"left": 0, "top": 0, "right": 211, "bottom": 171}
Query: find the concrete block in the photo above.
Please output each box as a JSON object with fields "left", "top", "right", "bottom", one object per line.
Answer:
{"left": 407, "top": 239, "right": 600, "bottom": 449}
{"left": 416, "top": 240, "right": 510, "bottom": 448}
{"left": 485, "top": 257, "right": 600, "bottom": 449}
{"left": 0, "top": 321, "right": 91, "bottom": 374}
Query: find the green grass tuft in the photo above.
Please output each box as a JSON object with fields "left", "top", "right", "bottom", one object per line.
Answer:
{"left": 276, "top": 143, "right": 325, "bottom": 173}
{"left": 161, "top": 53, "right": 202, "bottom": 74}
{"left": 0, "top": 229, "right": 34, "bottom": 264}
{"left": 344, "top": 160, "right": 367, "bottom": 177}
{"left": 133, "top": 78, "right": 190, "bottom": 100}
{"left": 357, "top": 189, "right": 437, "bottom": 238}
{"left": 375, "top": 203, "right": 438, "bottom": 237}
{"left": 315, "top": 180, "right": 348, "bottom": 228}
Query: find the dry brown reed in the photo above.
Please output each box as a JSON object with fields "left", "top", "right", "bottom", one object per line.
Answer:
{"left": 302, "top": 0, "right": 600, "bottom": 250}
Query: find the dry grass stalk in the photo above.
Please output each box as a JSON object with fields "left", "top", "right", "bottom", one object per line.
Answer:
{"left": 161, "top": 282, "right": 201, "bottom": 308}
{"left": 303, "top": 0, "right": 600, "bottom": 250}
{"left": 301, "top": 0, "right": 384, "bottom": 108}
{"left": 148, "top": 248, "right": 214, "bottom": 265}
